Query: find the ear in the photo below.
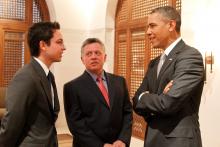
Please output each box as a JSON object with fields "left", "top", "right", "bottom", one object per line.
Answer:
{"left": 81, "top": 56, "right": 85, "bottom": 64}
{"left": 39, "top": 40, "right": 47, "bottom": 51}
{"left": 168, "top": 20, "right": 176, "bottom": 32}
{"left": 104, "top": 54, "right": 107, "bottom": 62}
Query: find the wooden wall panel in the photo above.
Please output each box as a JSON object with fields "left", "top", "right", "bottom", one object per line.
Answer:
{"left": 0, "top": 0, "right": 49, "bottom": 87}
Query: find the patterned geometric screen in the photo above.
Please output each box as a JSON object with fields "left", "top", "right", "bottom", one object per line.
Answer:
{"left": 0, "top": 0, "right": 49, "bottom": 87}
{"left": 130, "top": 30, "right": 145, "bottom": 98}
{"left": 176, "top": 0, "right": 181, "bottom": 12}
{"left": 3, "top": 32, "right": 25, "bottom": 86}
{"left": 130, "top": 30, "right": 147, "bottom": 139}
{"left": 131, "top": 0, "right": 149, "bottom": 19}
{"left": 132, "top": 113, "right": 147, "bottom": 139}
{"left": 116, "top": 33, "right": 127, "bottom": 78}
{"left": 0, "top": 0, "right": 25, "bottom": 20}
{"left": 33, "top": 0, "right": 43, "bottom": 23}
{"left": 116, "top": 0, "right": 128, "bottom": 23}
{"left": 132, "top": 0, "right": 169, "bottom": 20}
{"left": 151, "top": 48, "right": 163, "bottom": 60}
{"left": 115, "top": 0, "right": 181, "bottom": 140}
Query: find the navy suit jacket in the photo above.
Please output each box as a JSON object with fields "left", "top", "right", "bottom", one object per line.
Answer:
{"left": 133, "top": 40, "right": 204, "bottom": 147}
{"left": 64, "top": 71, "right": 132, "bottom": 147}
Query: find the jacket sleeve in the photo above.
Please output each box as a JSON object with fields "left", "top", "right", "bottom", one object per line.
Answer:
{"left": 132, "top": 61, "right": 152, "bottom": 117}
{"left": 134, "top": 48, "right": 204, "bottom": 116}
{"left": 0, "top": 72, "right": 36, "bottom": 146}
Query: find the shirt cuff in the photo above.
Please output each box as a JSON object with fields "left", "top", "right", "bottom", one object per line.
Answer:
{"left": 138, "top": 91, "right": 149, "bottom": 100}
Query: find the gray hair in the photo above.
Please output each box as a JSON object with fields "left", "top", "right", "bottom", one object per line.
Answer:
{"left": 81, "top": 38, "right": 105, "bottom": 56}
{"left": 150, "top": 6, "right": 181, "bottom": 33}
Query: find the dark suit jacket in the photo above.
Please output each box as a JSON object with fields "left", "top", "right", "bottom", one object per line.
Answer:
{"left": 64, "top": 71, "right": 132, "bottom": 147}
{"left": 133, "top": 40, "right": 204, "bottom": 147}
{"left": 0, "top": 58, "right": 60, "bottom": 147}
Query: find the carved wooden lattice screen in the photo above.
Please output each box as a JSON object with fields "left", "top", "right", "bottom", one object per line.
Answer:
{"left": 115, "top": 0, "right": 181, "bottom": 139}
{"left": 3, "top": 32, "right": 25, "bottom": 86}
{"left": 0, "top": 0, "right": 49, "bottom": 87}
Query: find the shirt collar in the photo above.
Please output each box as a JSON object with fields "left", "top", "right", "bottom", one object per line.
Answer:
{"left": 164, "top": 37, "right": 181, "bottom": 56}
{"left": 34, "top": 57, "right": 50, "bottom": 76}
{"left": 86, "top": 70, "right": 106, "bottom": 82}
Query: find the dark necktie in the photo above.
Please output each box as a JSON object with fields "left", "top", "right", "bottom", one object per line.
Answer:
{"left": 157, "top": 53, "right": 167, "bottom": 77}
{"left": 47, "top": 71, "right": 55, "bottom": 108}
{"left": 96, "top": 77, "right": 110, "bottom": 107}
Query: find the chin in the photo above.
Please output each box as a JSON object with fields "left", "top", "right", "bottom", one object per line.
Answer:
{"left": 55, "top": 59, "right": 62, "bottom": 62}
{"left": 151, "top": 41, "right": 160, "bottom": 48}
{"left": 152, "top": 44, "right": 159, "bottom": 48}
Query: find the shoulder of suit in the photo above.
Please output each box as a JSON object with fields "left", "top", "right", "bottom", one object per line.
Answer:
{"left": 181, "top": 44, "right": 202, "bottom": 56}
{"left": 105, "top": 72, "right": 125, "bottom": 80}
{"left": 9, "top": 63, "right": 37, "bottom": 89}
{"left": 64, "top": 73, "right": 86, "bottom": 87}
{"left": 13, "top": 63, "right": 33, "bottom": 78}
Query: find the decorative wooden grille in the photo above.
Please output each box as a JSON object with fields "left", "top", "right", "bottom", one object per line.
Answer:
{"left": 0, "top": 0, "right": 49, "bottom": 87}
{"left": 131, "top": 0, "right": 149, "bottom": 20}
{"left": 115, "top": 0, "right": 181, "bottom": 140}
{"left": 132, "top": 0, "right": 169, "bottom": 20}
{"left": 0, "top": 0, "right": 25, "bottom": 20}
{"left": 33, "top": 0, "right": 43, "bottom": 23}
{"left": 116, "top": 0, "right": 128, "bottom": 23}
{"left": 3, "top": 32, "right": 25, "bottom": 86}
{"left": 116, "top": 33, "right": 127, "bottom": 78}
{"left": 151, "top": 48, "right": 163, "bottom": 60}
{"left": 130, "top": 29, "right": 147, "bottom": 139}
{"left": 176, "top": 0, "right": 181, "bottom": 12}
{"left": 130, "top": 30, "right": 145, "bottom": 98}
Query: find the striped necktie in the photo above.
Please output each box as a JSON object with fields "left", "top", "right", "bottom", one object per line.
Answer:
{"left": 157, "top": 53, "right": 167, "bottom": 77}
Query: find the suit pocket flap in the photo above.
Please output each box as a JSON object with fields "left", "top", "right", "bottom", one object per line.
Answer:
{"left": 165, "top": 127, "right": 193, "bottom": 138}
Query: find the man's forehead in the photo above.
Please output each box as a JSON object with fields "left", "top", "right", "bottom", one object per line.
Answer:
{"left": 148, "top": 12, "right": 164, "bottom": 19}
{"left": 147, "top": 13, "right": 167, "bottom": 23}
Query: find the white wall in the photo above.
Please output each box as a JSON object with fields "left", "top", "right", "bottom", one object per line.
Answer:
{"left": 182, "top": 0, "right": 220, "bottom": 147}
{"left": 46, "top": 0, "right": 220, "bottom": 147}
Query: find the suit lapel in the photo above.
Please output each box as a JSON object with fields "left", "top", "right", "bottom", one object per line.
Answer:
{"left": 82, "top": 71, "right": 110, "bottom": 109}
{"left": 31, "top": 58, "right": 54, "bottom": 112}
{"left": 157, "top": 40, "right": 185, "bottom": 79}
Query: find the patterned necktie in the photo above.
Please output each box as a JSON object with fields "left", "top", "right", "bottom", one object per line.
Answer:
{"left": 96, "top": 77, "right": 110, "bottom": 107}
{"left": 157, "top": 53, "right": 167, "bottom": 77}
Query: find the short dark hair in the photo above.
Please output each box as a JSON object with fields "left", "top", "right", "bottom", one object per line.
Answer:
{"left": 27, "top": 21, "right": 60, "bottom": 57}
{"left": 150, "top": 6, "right": 181, "bottom": 33}
{"left": 81, "top": 38, "right": 105, "bottom": 56}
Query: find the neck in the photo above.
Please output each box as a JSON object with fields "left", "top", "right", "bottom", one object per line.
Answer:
{"left": 88, "top": 69, "right": 104, "bottom": 77}
{"left": 37, "top": 56, "right": 52, "bottom": 68}
{"left": 163, "top": 32, "right": 180, "bottom": 50}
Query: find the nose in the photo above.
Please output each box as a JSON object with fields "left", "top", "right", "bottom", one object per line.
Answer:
{"left": 146, "top": 27, "right": 151, "bottom": 35}
{"left": 62, "top": 44, "right": 66, "bottom": 50}
{"left": 91, "top": 52, "right": 97, "bottom": 58}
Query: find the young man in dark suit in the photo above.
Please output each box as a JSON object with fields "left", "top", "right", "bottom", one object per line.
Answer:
{"left": 133, "top": 6, "right": 204, "bottom": 147}
{"left": 0, "top": 21, "right": 65, "bottom": 147}
{"left": 64, "top": 38, "right": 132, "bottom": 147}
